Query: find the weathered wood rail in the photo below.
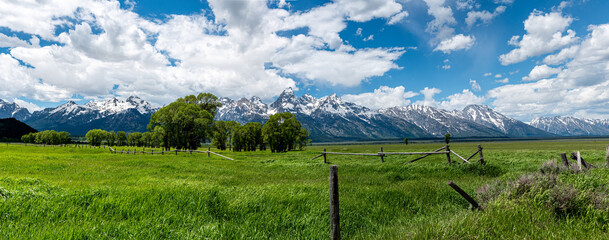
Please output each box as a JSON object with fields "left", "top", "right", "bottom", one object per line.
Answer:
{"left": 107, "top": 147, "right": 234, "bottom": 160}
{"left": 313, "top": 145, "right": 485, "bottom": 165}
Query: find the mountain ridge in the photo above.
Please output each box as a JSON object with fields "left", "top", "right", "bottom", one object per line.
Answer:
{"left": 12, "top": 96, "right": 157, "bottom": 136}
{"left": 215, "top": 88, "right": 555, "bottom": 141}
{"left": 5, "top": 90, "right": 608, "bottom": 140}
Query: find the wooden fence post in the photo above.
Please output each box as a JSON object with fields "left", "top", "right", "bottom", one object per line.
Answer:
{"left": 477, "top": 145, "right": 485, "bottom": 165}
{"left": 560, "top": 153, "right": 570, "bottom": 168}
{"left": 448, "top": 181, "right": 481, "bottom": 210}
{"left": 606, "top": 145, "right": 609, "bottom": 166}
{"left": 323, "top": 148, "right": 327, "bottom": 163}
{"left": 445, "top": 145, "right": 451, "bottom": 164}
{"left": 380, "top": 147, "right": 385, "bottom": 163}
{"left": 576, "top": 151, "right": 583, "bottom": 171}
{"left": 329, "top": 165, "right": 340, "bottom": 240}
{"left": 208, "top": 147, "right": 211, "bottom": 158}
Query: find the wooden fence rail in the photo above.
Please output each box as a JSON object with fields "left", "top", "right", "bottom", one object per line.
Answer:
{"left": 313, "top": 145, "right": 483, "bottom": 165}
{"left": 107, "top": 147, "right": 234, "bottom": 160}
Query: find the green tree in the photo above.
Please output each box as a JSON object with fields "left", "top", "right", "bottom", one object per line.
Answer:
{"left": 59, "top": 131, "right": 71, "bottom": 144}
{"left": 21, "top": 132, "right": 36, "bottom": 143}
{"left": 142, "top": 132, "right": 153, "bottom": 147}
{"left": 127, "top": 132, "right": 143, "bottom": 147}
{"left": 116, "top": 131, "right": 127, "bottom": 146}
{"left": 262, "top": 112, "right": 308, "bottom": 153}
{"left": 86, "top": 129, "right": 106, "bottom": 146}
{"left": 152, "top": 126, "right": 168, "bottom": 150}
{"left": 296, "top": 128, "right": 310, "bottom": 151}
{"left": 243, "top": 122, "right": 263, "bottom": 151}
{"left": 177, "top": 93, "right": 222, "bottom": 118}
{"left": 148, "top": 95, "right": 215, "bottom": 150}
{"left": 106, "top": 131, "right": 116, "bottom": 146}
{"left": 212, "top": 120, "right": 240, "bottom": 150}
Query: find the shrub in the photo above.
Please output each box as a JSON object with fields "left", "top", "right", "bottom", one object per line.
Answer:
{"left": 550, "top": 185, "right": 581, "bottom": 216}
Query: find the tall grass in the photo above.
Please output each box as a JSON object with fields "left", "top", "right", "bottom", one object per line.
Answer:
{"left": 0, "top": 140, "right": 608, "bottom": 239}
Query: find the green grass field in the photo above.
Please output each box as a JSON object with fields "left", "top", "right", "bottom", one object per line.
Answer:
{"left": 1, "top": 140, "right": 609, "bottom": 239}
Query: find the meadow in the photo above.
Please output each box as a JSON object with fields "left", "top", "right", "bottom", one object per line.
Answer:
{"left": 1, "top": 140, "right": 609, "bottom": 239}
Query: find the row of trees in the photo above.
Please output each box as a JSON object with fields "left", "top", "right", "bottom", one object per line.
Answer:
{"left": 44, "top": 93, "right": 309, "bottom": 152}
{"left": 21, "top": 130, "right": 71, "bottom": 145}
{"left": 148, "top": 93, "right": 309, "bottom": 152}
{"left": 85, "top": 129, "right": 167, "bottom": 147}
{"left": 212, "top": 121, "right": 265, "bottom": 152}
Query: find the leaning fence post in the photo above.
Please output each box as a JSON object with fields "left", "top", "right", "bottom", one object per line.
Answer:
{"left": 380, "top": 147, "right": 385, "bottom": 163}
{"left": 445, "top": 145, "right": 451, "bottom": 164}
{"left": 329, "top": 165, "right": 340, "bottom": 240}
{"left": 448, "top": 181, "right": 481, "bottom": 210}
{"left": 560, "top": 153, "right": 570, "bottom": 168}
{"left": 477, "top": 145, "right": 485, "bottom": 165}
{"left": 323, "top": 148, "right": 327, "bottom": 163}
{"left": 576, "top": 151, "right": 583, "bottom": 171}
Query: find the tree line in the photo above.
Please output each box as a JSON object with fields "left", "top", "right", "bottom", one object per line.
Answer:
{"left": 82, "top": 93, "right": 309, "bottom": 152}
{"left": 21, "top": 130, "right": 71, "bottom": 145}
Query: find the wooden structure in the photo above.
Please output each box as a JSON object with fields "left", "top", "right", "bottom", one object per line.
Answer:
{"left": 329, "top": 165, "right": 340, "bottom": 240}
{"left": 448, "top": 180, "right": 482, "bottom": 210}
{"left": 107, "top": 147, "right": 234, "bottom": 160}
{"left": 313, "top": 145, "right": 484, "bottom": 165}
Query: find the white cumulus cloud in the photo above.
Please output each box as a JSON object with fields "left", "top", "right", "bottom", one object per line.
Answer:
{"left": 0, "top": 0, "right": 409, "bottom": 105}
{"left": 439, "top": 89, "right": 485, "bottom": 110}
{"left": 489, "top": 23, "right": 609, "bottom": 120}
{"left": 434, "top": 34, "right": 475, "bottom": 53}
{"left": 499, "top": 10, "right": 578, "bottom": 65}
{"left": 469, "top": 79, "right": 481, "bottom": 91}
{"left": 414, "top": 87, "right": 442, "bottom": 107}
{"left": 466, "top": 6, "right": 506, "bottom": 28}
{"left": 522, "top": 64, "right": 562, "bottom": 81}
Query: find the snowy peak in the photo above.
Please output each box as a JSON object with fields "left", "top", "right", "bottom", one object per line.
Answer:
{"left": 316, "top": 93, "right": 371, "bottom": 116}
{"left": 460, "top": 104, "right": 513, "bottom": 132}
{"left": 298, "top": 94, "right": 321, "bottom": 115}
{"left": 51, "top": 101, "right": 84, "bottom": 115}
{"left": 85, "top": 96, "right": 154, "bottom": 115}
{"left": 380, "top": 105, "right": 504, "bottom": 137}
{"left": 458, "top": 104, "right": 551, "bottom": 137}
{"left": 529, "top": 116, "right": 609, "bottom": 136}
{"left": 0, "top": 98, "right": 31, "bottom": 121}
{"left": 270, "top": 88, "right": 299, "bottom": 112}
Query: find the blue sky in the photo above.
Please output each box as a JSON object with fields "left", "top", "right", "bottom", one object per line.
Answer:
{"left": 1, "top": 0, "right": 609, "bottom": 121}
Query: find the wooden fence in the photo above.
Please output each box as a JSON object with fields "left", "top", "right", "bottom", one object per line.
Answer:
{"left": 313, "top": 144, "right": 485, "bottom": 165}
{"left": 107, "top": 146, "right": 234, "bottom": 160}
{"left": 1, "top": 143, "right": 234, "bottom": 160}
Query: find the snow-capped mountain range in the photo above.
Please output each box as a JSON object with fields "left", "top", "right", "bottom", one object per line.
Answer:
{"left": 0, "top": 96, "right": 156, "bottom": 135}
{"left": 1, "top": 88, "right": 609, "bottom": 140}
{"left": 217, "top": 88, "right": 553, "bottom": 141}
{"left": 529, "top": 116, "right": 609, "bottom": 136}
{"left": 0, "top": 99, "right": 31, "bottom": 120}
